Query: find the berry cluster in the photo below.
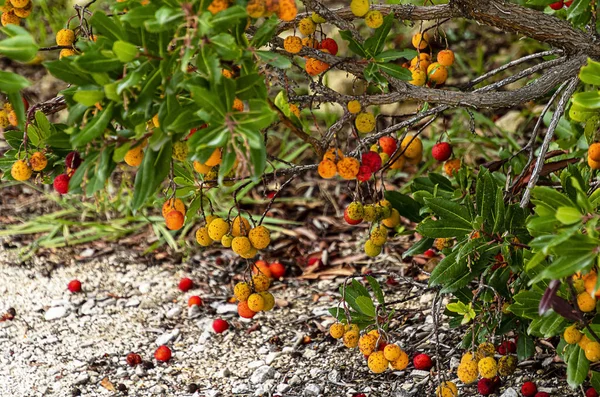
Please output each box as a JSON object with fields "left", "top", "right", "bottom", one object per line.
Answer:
{"left": 406, "top": 33, "right": 455, "bottom": 87}
{"left": 344, "top": 199, "right": 399, "bottom": 257}
{"left": 232, "top": 261, "right": 277, "bottom": 318}
{"left": 456, "top": 342, "right": 518, "bottom": 395}
{"left": 1, "top": 0, "right": 32, "bottom": 27}
{"left": 349, "top": 0, "right": 383, "bottom": 29}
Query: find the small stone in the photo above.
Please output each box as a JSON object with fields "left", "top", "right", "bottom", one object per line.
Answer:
{"left": 248, "top": 360, "right": 266, "bottom": 369}
{"left": 500, "top": 388, "right": 518, "bottom": 397}
{"left": 231, "top": 383, "right": 249, "bottom": 394}
{"left": 125, "top": 297, "right": 140, "bottom": 307}
{"left": 166, "top": 306, "right": 182, "bottom": 319}
{"left": 449, "top": 356, "right": 460, "bottom": 369}
{"left": 45, "top": 306, "right": 68, "bottom": 321}
{"left": 205, "top": 390, "right": 219, "bottom": 397}
{"left": 80, "top": 299, "right": 95, "bottom": 315}
{"left": 411, "top": 369, "right": 430, "bottom": 378}
{"left": 327, "top": 369, "right": 339, "bottom": 382}
{"left": 216, "top": 304, "right": 238, "bottom": 314}
{"left": 155, "top": 329, "right": 180, "bottom": 346}
{"left": 303, "top": 383, "right": 321, "bottom": 396}
{"left": 139, "top": 283, "right": 151, "bottom": 294}
{"left": 74, "top": 373, "right": 89, "bottom": 385}
{"left": 218, "top": 368, "right": 231, "bottom": 378}
{"left": 277, "top": 384, "right": 290, "bottom": 393}
{"left": 188, "top": 304, "right": 202, "bottom": 319}
{"left": 289, "top": 375, "right": 302, "bottom": 385}
{"left": 250, "top": 365, "right": 275, "bottom": 384}
{"left": 265, "top": 352, "right": 280, "bottom": 365}
{"left": 135, "top": 366, "right": 146, "bottom": 377}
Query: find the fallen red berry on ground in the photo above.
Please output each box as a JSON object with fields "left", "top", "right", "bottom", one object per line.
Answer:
{"left": 126, "top": 352, "right": 142, "bottom": 367}
{"left": 213, "top": 318, "right": 229, "bottom": 333}
{"left": 534, "top": 393, "right": 550, "bottom": 397}
{"left": 67, "top": 279, "right": 81, "bottom": 293}
{"left": 423, "top": 249, "right": 436, "bottom": 258}
{"left": 178, "top": 277, "right": 194, "bottom": 292}
{"left": 188, "top": 296, "right": 203, "bottom": 307}
{"left": 269, "top": 261, "right": 286, "bottom": 279}
{"left": 478, "top": 378, "right": 495, "bottom": 396}
{"left": 586, "top": 388, "right": 599, "bottom": 397}
{"left": 413, "top": 353, "right": 433, "bottom": 370}
{"left": 521, "top": 382, "right": 538, "bottom": 397}
{"left": 154, "top": 345, "right": 171, "bottom": 362}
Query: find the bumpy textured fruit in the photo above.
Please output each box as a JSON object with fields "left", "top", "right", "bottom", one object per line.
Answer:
{"left": 365, "top": 10, "right": 383, "bottom": 28}
{"left": 363, "top": 204, "right": 377, "bottom": 222}
{"left": 498, "top": 355, "right": 517, "bottom": 376}
{"left": 355, "top": 112, "right": 376, "bottom": 133}
{"left": 589, "top": 143, "right": 600, "bottom": 162}
{"left": 252, "top": 273, "right": 270, "bottom": 292}
{"left": 586, "top": 342, "right": 600, "bottom": 362}
{"left": 232, "top": 236, "right": 252, "bottom": 255}
{"left": 427, "top": 62, "right": 448, "bottom": 85}
{"left": 221, "top": 234, "right": 233, "bottom": 247}
{"left": 521, "top": 381, "right": 537, "bottom": 397}
{"left": 437, "top": 49, "right": 455, "bottom": 67}
{"left": 390, "top": 349, "right": 409, "bottom": 370}
{"left": 400, "top": 135, "right": 423, "bottom": 159}
{"left": 260, "top": 291, "right": 275, "bottom": 311}
{"left": 208, "top": 218, "right": 229, "bottom": 241}
{"left": 370, "top": 225, "right": 388, "bottom": 246}
{"left": 564, "top": 324, "right": 583, "bottom": 344}
{"left": 238, "top": 300, "right": 257, "bottom": 318}
{"left": 578, "top": 292, "right": 596, "bottom": 312}
{"left": 337, "top": 157, "right": 360, "bottom": 180}
{"left": 409, "top": 68, "right": 427, "bottom": 86}
{"left": 234, "top": 282, "right": 252, "bottom": 301}
{"left": 347, "top": 100, "right": 361, "bottom": 114}
{"left": 410, "top": 53, "right": 431, "bottom": 71}
{"left": 1, "top": 11, "right": 19, "bottom": 26}
{"left": 432, "top": 142, "right": 452, "bottom": 161}
{"left": 53, "top": 173, "right": 70, "bottom": 194}
{"left": 350, "top": 0, "right": 369, "bottom": 17}
{"left": 231, "top": 215, "right": 251, "bottom": 237}
{"left": 165, "top": 211, "right": 184, "bottom": 230}
{"left": 457, "top": 359, "right": 478, "bottom": 384}
{"left": 204, "top": 149, "right": 222, "bottom": 167}
{"left": 319, "top": 38, "right": 338, "bottom": 56}
{"left": 195, "top": 226, "right": 213, "bottom": 246}
{"left": 318, "top": 159, "right": 337, "bottom": 179}
{"left": 384, "top": 344, "right": 401, "bottom": 361}
{"left": 59, "top": 48, "right": 76, "bottom": 58}
{"left": 444, "top": 158, "right": 461, "bottom": 176}
{"left": 269, "top": 262, "right": 285, "bottom": 278}
{"left": 56, "top": 28, "right": 75, "bottom": 46}
{"left": 346, "top": 202, "right": 364, "bottom": 221}
{"left": 361, "top": 151, "right": 382, "bottom": 173}
{"left": 461, "top": 352, "right": 477, "bottom": 364}
{"left": 9, "top": 0, "right": 28, "bottom": 8}
{"left": 154, "top": 345, "right": 172, "bottom": 362}
{"left": 367, "top": 351, "right": 388, "bottom": 373}
{"left": 302, "top": 37, "right": 319, "bottom": 49}
{"left": 345, "top": 323, "right": 359, "bottom": 333}
{"left": 477, "top": 378, "right": 495, "bottom": 396}
{"left": 289, "top": 103, "right": 300, "bottom": 118}
{"left": 249, "top": 226, "right": 270, "bottom": 250}
{"left": 413, "top": 353, "right": 433, "bottom": 370}
{"left": 213, "top": 318, "right": 229, "bottom": 333}
{"left": 162, "top": 198, "right": 185, "bottom": 218}
{"left": 208, "top": 0, "right": 229, "bottom": 14}
{"left": 358, "top": 334, "right": 378, "bottom": 356}
{"left": 412, "top": 32, "right": 429, "bottom": 50}
{"left": 305, "top": 57, "right": 329, "bottom": 76}
{"left": 478, "top": 357, "right": 497, "bottom": 379}
{"left": 0, "top": 110, "right": 8, "bottom": 128}
{"left": 343, "top": 330, "right": 359, "bottom": 348}
{"left": 247, "top": 293, "right": 265, "bottom": 312}
{"left": 11, "top": 159, "right": 32, "bottom": 181}
{"left": 252, "top": 260, "right": 272, "bottom": 278}
{"left": 172, "top": 141, "right": 188, "bottom": 161}
{"left": 378, "top": 199, "right": 392, "bottom": 218}
{"left": 29, "top": 152, "right": 47, "bottom": 171}
{"left": 124, "top": 146, "right": 144, "bottom": 166}
{"left": 276, "top": 0, "right": 297, "bottom": 21}
{"left": 476, "top": 342, "right": 496, "bottom": 360}
{"left": 311, "top": 12, "right": 325, "bottom": 23}
{"left": 588, "top": 156, "right": 600, "bottom": 170}
{"left": 382, "top": 208, "right": 401, "bottom": 228}
{"left": 283, "top": 36, "right": 302, "bottom": 54}
{"left": 436, "top": 381, "right": 458, "bottom": 397}
{"left": 298, "top": 17, "right": 316, "bottom": 36}
{"left": 379, "top": 136, "right": 397, "bottom": 156}
{"left": 364, "top": 240, "right": 382, "bottom": 257}
{"left": 188, "top": 296, "right": 202, "bottom": 307}
{"left": 579, "top": 334, "right": 593, "bottom": 350}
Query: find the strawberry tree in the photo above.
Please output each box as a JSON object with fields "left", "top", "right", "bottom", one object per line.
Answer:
{"left": 3, "top": 0, "right": 600, "bottom": 394}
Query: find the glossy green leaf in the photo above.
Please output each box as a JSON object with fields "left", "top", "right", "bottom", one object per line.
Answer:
{"left": 70, "top": 103, "right": 114, "bottom": 147}
{"left": 0, "top": 70, "right": 31, "bottom": 93}
{"left": 132, "top": 141, "right": 172, "bottom": 211}
{"left": 113, "top": 40, "right": 139, "bottom": 63}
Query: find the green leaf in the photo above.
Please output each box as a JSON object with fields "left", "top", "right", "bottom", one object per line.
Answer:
{"left": 339, "top": 30, "right": 367, "bottom": 58}
{"left": 492, "top": 188, "right": 505, "bottom": 234}
{"left": 0, "top": 70, "right": 30, "bottom": 93}
{"left": 573, "top": 91, "right": 600, "bottom": 110}
{"left": 211, "top": 33, "right": 242, "bottom": 60}
{"left": 355, "top": 296, "right": 376, "bottom": 317}
{"left": 44, "top": 59, "right": 95, "bottom": 86}
{"left": 402, "top": 237, "right": 434, "bottom": 258}
{"left": 532, "top": 186, "right": 575, "bottom": 208}
{"left": 591, "top": 371, "right": 600, "bottom": 393}
{"left": 417, "top": 219, "right": 472, "bottom": 238}
{"left": 366, "top": 276, "right": 385, "bottom": 306}
{"left": 70, "top": 103, "right": 114, "bottom": 147}
{"left": 112, "top": 41, "right": 139, "bottom": 63}
{"left": 74, "top": 51, "right": 125, "bottom": 73}
{"left": 376, "top": 62, "right": 412, "bottom": 81}
{"left": 73, "top": 87, "right": 105, "bottom": 107}
{"left": 211, "top": 5, "right": 247, "bottom": 28}
{"left": 567, "top": 345, "right": 589, "bottom": 388}
{"left": 132, "top": 141, "right": 172, "bottom": 211}
{"left": 555, "top": 206, "right": 582, "bottom": 224}
{"left": 364, "top": 13, "right": 393, "bottom": 55}
{"left": 579, "top": 58, "right": 600, "bottom": 85}
{"left": 250, "top": 16, "right": 279, "bottom": 48}
{"left": 256, "top": 51, "right": 291, "bottom": 69}
{"left": 517, "top": 332, "right": 535, "bottom": 360}
{"left": 476, "top": 170, "right": 497, "bottom": 229}
{"left": 509, "top": 290, "right": 543, "bottom": 319}
{"left": 374, "top": 49, "right": 417, "bottom": 63}
{"left": 429, "top": 250, "right": 461, "bottom": 287}
{"left": 424, "top": 197, "right": 472, "bottom": 228}
{"left": 90, "top": 11, "right": 126, "bottom": 42}
{"left": 120, "top": 4, "right": 158, "bottom": 27}
{"left": 0, "top": 28, "right": 38, "bottom": 62}
{"left": 384, "top": 191, "right": 423, "bottom": 222}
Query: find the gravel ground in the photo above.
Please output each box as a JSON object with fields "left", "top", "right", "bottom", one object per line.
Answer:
{"left": 0, "top": 247, "right": 580, "bottom": 397}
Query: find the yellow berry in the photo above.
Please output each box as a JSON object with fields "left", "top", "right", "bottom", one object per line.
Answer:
{"left": 364, "top": 239, "right": 382, "bottom": 257}
{"left": 329, "top": 323, "right": 345, "bottom": 339}
{"left": 347, "top": 100, "right": 361, "bottom": 114}
{"left": 1, "top": 11, "right": 20, "bottom": 26}
{"left": 231, "top": 215, "right": 251, "bottom": 237}
{"left": 10, "top": 159, "right": 32, "bottom": 181}
{"left": 358, "top": 334, "right": 378, "bottom": 356}
{"left": 390, "top": 349, "right": 409, "bottom": 370}
{"left": 232, "top": 236, "right": 252, "bottom": 255}
{"left": 578, "top": 292, "right": 596, "bottom": 312}
{"left": 370, "top": 225, "right": 388, "bottom": 246}
{"left": 56, "top": 29, "right": 75, "bottom": 46}
{"left": 478, "top": 357, "right": 497, "bottom": 379}
{"left": 240, "top": 246, "right": 258, "bottom": 259}
{"left": 9, "top": 0, "right": 28, "bottom": 8}
{"left": 343, "top": 330, "right": 359, "bottom": 348}
{"left": 498, "top": 355, "right": 517, "bottom": 377}
{"left": 298, "top": 17, "right": 316, "bottom": 36}
{"left": 0, "top": 110, "right": 8, "bottom": 128}
{"left": 311, "top": 12, "right": 326, "bottom": 23}
{"left": 233, "top": 282, "right": 252, "bottom": 301}
{"left": 355, "top": 112, "right": 376, "bottom": 133}
{"left": 364, "top": 10, "right": 383, "bottom": 28}
{"left": 564, "top": 324, "right": 583, "bottom": 345}
{"left": 208, "top": 218, "right": 230, "bottom": 241}
{"left": 427, "top": 62, "right": 449, "bottom": 85}
{"left": 345, "top": 323, "right": 359, "bottom": 333}
{"left": 367, "top": 351, "right": 389, "bottom": 373}
{"left": 247, "top": 293, "right": 265, "bottom": 312}
{"left": 248, "top": 225, "right": 270, "bottom": 250}
{"left": 382, "top": 208, "right": 401, "bottom": 228}
{"left": 409, "top": 67, "right": 427, "bottom": 86}
{"left": 13, "top": 1, "right": 31, "bottom": 18}
{"left": 195, "top": 226, "right": 213, "bottom": 246}
{"left": 350, "top": 0, "right": 369, "bottom": 17}
{"left": 437, "top": 49, "right": 455, "bottom": 67}
{"left": 346, "top": 202, "right": 364, "bottom": 221}
{"left": 436, "top": 381, "right": 458, "bottom": 397}
{"left": 172, "top": 141, "right": 189, "bottom": 162}
{"left": 283, "top": 36, "right": 303, "bottom": 54}
{"left": 260, "top": 291, "right": 275, "bottom": 311}
{"left": 221, "top": 233, "right": 234, "bottom": 248}
{"left": 124, "top": 146, "right": 144, "bottom": 166}
{"left": 384, "top": 344, "right": 401, "bottom": 361}
{"left": 30, "top": 152, "right": 48, "bottom": 171}
{"left": 580, "top": 334, "right": 593, "bottom": 350}
{"left": 461, "top": 352, "right": 478, "bottom": 364}
{"left": 412, "top": 32, "right": 429, "bottom": 50}
{"left": 400, "top": 135, "right": 423, "bottom": 159}
{"left": 586, "top": 341, "right": 600, "bottom": 362}
{"left": 476, "top": 342, "right": 496, "bottom": 360}
{"left": 457, "top": 360, "right": 478, "bottom": 384}
{"left": 204, "top": 148, "right": 222, "bottom": 167}
{"left": 193, "top": 161, "right": 212, "bottom": 174}
{"left": 378, "top": 199, "right": 392, "bottom": 218}
{"left": 252, "top": 273, "right": 270, "bottom": 292}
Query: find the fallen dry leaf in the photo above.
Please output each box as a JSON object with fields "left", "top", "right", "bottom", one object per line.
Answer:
{"left": 100, "top": 377, "right": 115, "bottom": 392}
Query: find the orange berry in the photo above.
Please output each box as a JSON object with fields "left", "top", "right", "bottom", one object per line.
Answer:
{"left": 284, "top": 36, "right": 303, "bottom": 54}
{"left": 589, "top": 143, "right": 600, "bottom": 162}
{"left": 318, "top": 159, "right": 337, "bottom": 179}
{"left": 252, "top": 260, "right": 272, "bottom": 278}
{"left": 410, "top": 53, "right": 431, "bottom": 71}
{"left": 323, "top": 147, "right": 344, "bottom": 162}
{"left": 336, "top": 157, "right": 360, "bottom": 180}
{"left": 444, "top": 158, "right": 461, "bottom": 177}
{"left": 276, "top": 0, "right": 297, "bottom": 21}
{"left": 437, "top": 49, "right": 455, "bottom": 67}
{"left": 412, "top": 32, "right": 429, "bottom": 50}
{"left": 162, "top": 198, "right": 186, "bottom": 218}
{"left": 205, "top": 148, "right": 222, "bottom": 167}
{"left": 165, "top": 210, "right": 185, "bottom": 230}
{"left": 208, "top": 0, "right": 229, "bottom": 14}
{"left": 427, "top": 62, "right": 448, "bottom": 85}
{"left": 238, "top": 300, "right": 257, "bottom": 318}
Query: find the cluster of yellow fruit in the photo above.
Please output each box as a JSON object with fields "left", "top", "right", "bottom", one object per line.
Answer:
{"left": 349, "top": 0, "right": 384, "bottom": 29}
{"left": 1, "top": 0, "right": 32, "bottom": 27}
{"left": 457, "top": 343, "right": 517, "bottom": 385}
{"left": 588, "top": 142, "right": 600, "bottom": 170}
{"left": 56, "top": 27, "right": 78, "bottom": 59}
{"left": 10, "top": 152, "right": 48, "bottom": 181}
{"left": 317, "top": 147, "right": 360, "bottom": 180}
{"left": 245, "top": 0, "right": 297, "bottom": 20}
{"left": 405, "top": 32, "right": 455, "bottom": 87}
{"left": 329, "top": 323, "right": 410, "bottom": 373}
{"left": 233, "top": 269, "right": 274, "bottom": 319}
{"left": 0, "top": 102, "right": 19, "bottom": 129}
{"left": 344, "top": 200, "right": 400, "bottom": 257}
{"left": 564, "top": 324, "right": 600, "bottom": 362}
{"left": 195, "top": 214, "right": 271, "bottom": 258}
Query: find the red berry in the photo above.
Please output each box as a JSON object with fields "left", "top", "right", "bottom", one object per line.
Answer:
{"left": 269, "top": 262, "right": 286, "bottom": 279}
{"left": 126, "top": 352, "right": 142, "bottom": 367}
{"left": 413, "top": 353, "right": 433, "bottom": 370}
{"left": 65, "top": 151, "right": 82, "bottom": 169}
{"left": 361, "top": 151, "right": 382, "bottom": 173}
{"left": 266, "top": 191, "right": 277, "bottom": 199}
{"left": 212, "top": 318, "right": 229, "bottom": 333}
{"left": 53, "top": 173, "right": 71, "bottom": 194}
{"left": 319, "top": 38, "right": 338, "bottom": 56}
{"left": 22, "top": 96, "right": 29, "bottom": 111}
{"left": 178, "top": 277, "right": 194, "bottom": 292}
{"left": 549, "top": 1, "right": 563, "bottom": 9}
{"left": 379, "top": 136, "right": 397, "bottom": 156}
{"left": 356, "top": 165, "right": 373, "bottom": 182}
{"left": 386, "top": 276, "right": 398, "bottom": 286}
{"left": 521, "top": 382, "right": 538, "bottom": 397}
{"left": 478, "top": 378, "right": 495, "bottom": 396}
{"left": 307, "top": 257, "right": 321, "bottom": 267}
{"left": 344, "top": 207, "right": 362, "bottom": 225}
{"left": 565, "top": 0, "right": 573, "bottom": 6}
{"left": 496, "top": 344, "right": 507, "bottom": 355}
{"left": 534, "top": 393, "right": 550, "bottom": 397}
{"left": 67, "top": 279, "right": 81, "bottom": 293}
{"left": 587, "top": 388, "right": 599, "bottom": 397}
{"left": 431, "top": 142, "right": 452, "bottom": 161}
{"left": 423, "top": 249, "right": 436, "bottom": 258}
{"left": 188, "top": 296, "right": 203, "bottom": 307}
{"left": 353, "top": 394, "right": 367, "bottom": 397}
{"left": 154, "top": 345, "right": 172, "bottom": 362}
